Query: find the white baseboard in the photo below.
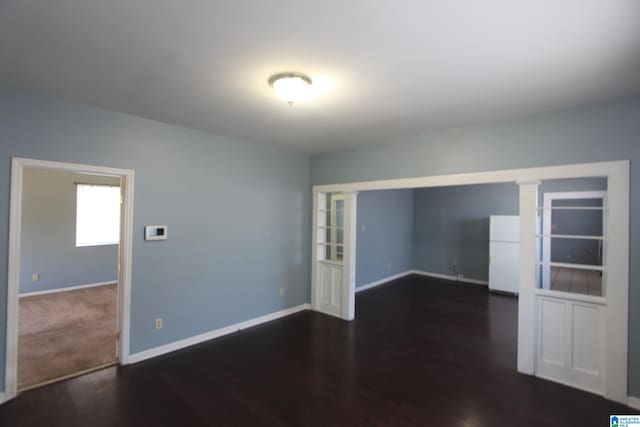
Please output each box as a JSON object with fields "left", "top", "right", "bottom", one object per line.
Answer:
{"left": 356, "top": 270, "right": 413, "bottom": 293}
{"left": 0, "top": 392, "right": 7, "bottom": 405}
{"left": 19, "top": 280, "right": 117, "bottom": 298}
{"left": 128, "top": 303, "right": 311, "bottom": 364}
{"left": 411, "top": 270, "right": 488, "bottom": 287}
{"left": 628, "top": 395, "right": 640, "bottom": 410}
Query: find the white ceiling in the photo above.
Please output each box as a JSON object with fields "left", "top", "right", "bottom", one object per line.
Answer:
{"left": 1, "top": 1, "right": 639, "bottom": 153}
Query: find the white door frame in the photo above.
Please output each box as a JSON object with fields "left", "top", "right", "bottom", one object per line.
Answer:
{"left": 311, "top": 160, "right": 629, "bottom": 403}
{"left": 330, "top": 194, "right": 345, "bottom": 261}
{"left": 541, "top": 190, "right": 607, "bottom": 290}
{"left": 311, "top": 191, "right": 357, "bottom": 320}
{"left": 4, "top": 157, "right": 135, "bottom": 402}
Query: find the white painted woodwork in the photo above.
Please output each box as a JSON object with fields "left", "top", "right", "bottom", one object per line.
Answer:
{"left": 602, "top": 162, "right": 629, "bottom": 403}
{"left": 311, "top": 160, "right": 629, "bottom": 403}
{"left": 536, "top": 295, "right": 605, "bottom": 394}
{"left": 316, "top": 261, "right": 343, "bottom": 318}
{"left": 312, "top": 191, "right": 357, "bottom": 321}
{"left": 541, "top": 191, "right": 607, "bottom": 289}
{"left": 5, "top": 157, "right": 135, "bottom": 403}
{"left": 341, "top": 192, "right": 358, "bottom": 320}
{"left": 517, "top": 181, "right": 539, "bottom": 376}
{"left": 329, "top": 195, "right": 344, "bottom": 261}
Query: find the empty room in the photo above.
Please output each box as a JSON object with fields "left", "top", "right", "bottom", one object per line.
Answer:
{"left": 1, "top": 1, "right": 639, "bottom": 426}
{"left": 18, "top": 168, "right": 121, "bottom": 390}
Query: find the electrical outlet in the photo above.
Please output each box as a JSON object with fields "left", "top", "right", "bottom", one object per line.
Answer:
{"left": 155, "top": 318, "right": 163, "bottom": 330}
{"left": 32, "top": 273, "right": 40, "bottom": 282}
{"left": 450, "top": 261, "right": 457, "bottom": 271}
{"left": 361, "top": 225, "right": 366, "bottom": 232}
{"left": 388, "top": 261, "right": 392, "bottom": 270}
{"left": 279, "top": 288, "right": 284, "bottom": 297}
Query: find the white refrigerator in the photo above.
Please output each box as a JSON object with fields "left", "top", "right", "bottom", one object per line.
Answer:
{"left": 489, "top": 215, "right": 520, "bottom": 294}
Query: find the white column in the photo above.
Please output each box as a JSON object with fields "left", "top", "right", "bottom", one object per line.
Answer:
{"left": 310, "top": 190, "right": 324, "bottom": 312}
{"left": 341, "top": 191, "right": 358, "bottom": 320}
{"left": 517, "top": 181, "right": 540, "bottom": 375}
{"left": 603, "top": 164, "right": 629, "bottom": 403}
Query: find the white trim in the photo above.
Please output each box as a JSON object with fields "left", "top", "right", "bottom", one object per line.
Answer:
{"left": 535, "top": 372, "right": 602, "bottom": 397}
{"left": 0, "top": 392, "right": 7, "bottom": 405}
{"left": 517, "top": 181, "right": 540, "bottom": 376}
{"left": 355, "top": 270, "right": 413, "bottom": 293}
{"left": 311, "top": 192, "right": 320, "bottom": 312}
{"left": 537, "top": 261, "right": 605, "bottom": 272}
{"left": 534, "top": 288, "right": 606, "bottom": 306}
{"left": 541, "top": 190, "right": 606, "bottom": 289}
{"left": 310, "top": 160, "right": 629, "bottom": 404}
{"left": 604, "top": 161, "right": 630, "bottom": 403}
{"left": 5, "top": 157, "right": 135, "bottom": 403}
{"left": 318, "top": 259, "right": 343, "bottom": 267}
{"left": 128, "top": 303, "right": 311, "bottom": 364}
{"left": 329, "top": 194, "right": 344, "bottom": 261}
{"left": 411, "top": 270, "right": 489, "bottom": 286}
{"left": 627, "top": 396, "right": 640, "bottom": 411}
{"left": 341, "top": 192, "right": 357, "bottom": 320}
{"left": 18, "top": 281, "right": 117, "bottom": 298}
{"left": 314, "top": 161, "right": 617, "bottom": 193}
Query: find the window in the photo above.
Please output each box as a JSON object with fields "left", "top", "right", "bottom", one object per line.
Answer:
{"left": 537, "top": 182, "right": 607, "bottom": 297}
{"left": 76, "top": 184, "right": 121, "bottom": 247}
{"left": 317, "top": 193, "right": 344, "bottom": 262}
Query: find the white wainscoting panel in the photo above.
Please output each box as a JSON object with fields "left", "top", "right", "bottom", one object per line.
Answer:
{"left": 317, "top": 261, "right": 343, "bottom": 318}
{"left": 536, "top": 294, "right": 604, "bottom": 395}
{"left": 539, "top": 298, "right": 566, "bottom": 366}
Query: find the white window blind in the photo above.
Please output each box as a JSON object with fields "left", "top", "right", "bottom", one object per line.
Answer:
{"left": 76, "top": 184, "right": 121, "bottom": 247}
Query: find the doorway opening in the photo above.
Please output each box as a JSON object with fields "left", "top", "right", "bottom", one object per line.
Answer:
{"left": 5, "top": 158, "right": 134, "bottom": 400}
{"left": 311, "top": 161, "right": 629, "bottom": 403}
{"left": 17, "top": 170, "right": 121, "bottom": 390}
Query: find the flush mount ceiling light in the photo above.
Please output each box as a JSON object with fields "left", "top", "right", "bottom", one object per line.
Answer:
{"left": 268, "top": 72, "right": 312, "bottom": 106}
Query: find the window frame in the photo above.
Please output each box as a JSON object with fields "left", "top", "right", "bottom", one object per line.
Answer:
{"left": 75, "top": 183, "right": 122, "bottom": 247}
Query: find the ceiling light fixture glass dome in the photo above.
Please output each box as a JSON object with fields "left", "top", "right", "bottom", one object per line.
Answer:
{"left": 268, "top": 72, "right": 312, "bottom": 106}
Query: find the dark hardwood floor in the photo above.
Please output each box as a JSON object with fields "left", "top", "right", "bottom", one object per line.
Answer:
{"left": 0, "top": 275, "right": 634, "bottom": 426}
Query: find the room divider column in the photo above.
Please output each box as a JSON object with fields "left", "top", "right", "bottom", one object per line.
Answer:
{"left": 341, "top": 191, "right": 358, "bottom": 320}
{"left": 517, "top": 180, "right": 540, "bottom": 375}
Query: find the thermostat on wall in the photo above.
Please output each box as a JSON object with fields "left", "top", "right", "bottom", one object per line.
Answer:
{"left": 145, "top": 225, "right": 168, "bottom": 241}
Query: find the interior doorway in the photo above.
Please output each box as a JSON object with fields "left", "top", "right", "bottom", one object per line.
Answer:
{"left": 5, "top": 158, "right": 134, "bottom": 400}
{"left": 311, "top": 161, "right": 629, "bottom": 403}
{"left": 17, "top": 169, "right": 121, "bottom": 390}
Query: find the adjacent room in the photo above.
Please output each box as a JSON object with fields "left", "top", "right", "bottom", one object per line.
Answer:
{"left": 18, "top": 168, "right": 121, "bottom": 390}
{"left": 1, "top": 1, "right": 639, "bottom": 426}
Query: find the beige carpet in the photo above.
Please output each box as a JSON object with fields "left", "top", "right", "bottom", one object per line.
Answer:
{"left": 18, "top": 283, "right": 118, "bottom": 390}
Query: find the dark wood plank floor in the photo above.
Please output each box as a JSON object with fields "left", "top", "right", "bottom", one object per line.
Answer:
{"left": 0, "top": 275, "right": 634, "bottom": 426}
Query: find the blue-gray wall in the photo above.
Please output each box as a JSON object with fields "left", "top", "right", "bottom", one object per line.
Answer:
{"left": 310, "top": 96, "right": 640, "bottom": 396}
{"left": 408, "top": 178, "right": 606, "bottom": 281}
{"left": 412, "top": 183, "right": 518, "bottom": 281}
{"left": 20, "top": 169, "right": 119, "bottom": 294}
{"left": 356, "top": 190, "right": 413, "bottom": 287}
{"left": 0, "top": 89, "right": 310, "bottom": 390}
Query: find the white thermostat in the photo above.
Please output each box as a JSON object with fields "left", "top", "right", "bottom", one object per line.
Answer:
{"left": 145, "top": 225, "right": 168, "bottom": 241}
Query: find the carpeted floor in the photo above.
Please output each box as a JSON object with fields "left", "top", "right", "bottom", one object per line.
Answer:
{"left": 18, "top": 283, "right": 118, "bottom": 390}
